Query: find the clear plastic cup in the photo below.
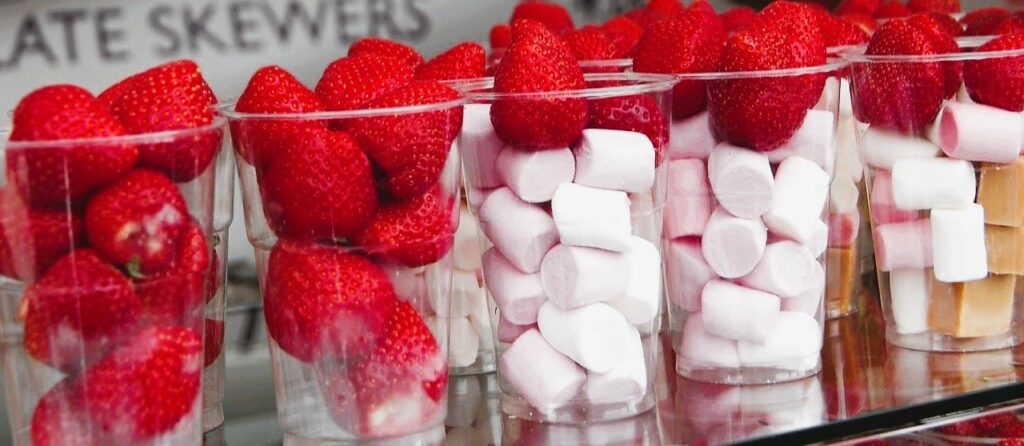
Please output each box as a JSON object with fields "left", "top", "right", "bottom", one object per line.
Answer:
{"left": 448, "top": 201, "right": 495, "bottom": 376}
{"left": 224, "top": 95, "right": 465, "bottom": 442}
{"left": 456, "top": 72, "right": 675, "bottom": 423}
{"left": 202, "top": 144, "right": 235, "bottom": 432}
{"left": 666, "top": 61, "right": 845, "bottom": 384}
{"left": 0, "top": 118, "right": 226, "bottom": 445}
{"left": 843, "top": 37, "right": 1024, "bottom": 352}
{"left": 578, "top": 58, "right": 634, "bottom": 73}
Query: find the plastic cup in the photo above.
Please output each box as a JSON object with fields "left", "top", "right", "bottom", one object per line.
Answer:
{"left": 578, "top": 58, "right": 634, "bottom": 73}
{"left": 202, "top": 144, "right": 235, "bottom": 432}
{"left": 448, "top": 201, "right": 495, "bottom": 376}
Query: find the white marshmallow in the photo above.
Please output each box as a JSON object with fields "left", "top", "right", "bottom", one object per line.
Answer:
{"left": 482, "top": 248, "right": 546, "bottom": 325}
{"left": 606, "top": 237, "right": 662, "bottom": 325}
{"left": 829, "top": 174, "right": 859, "bottom": 214}
{"left": 737, "top": 312, "right": 822, "bottom": 369}
{"left": 496, "top": 146, "right": 575, "bottom": 203}
{"left": 540, "top": 244, "right": 630, "bottom": 310}
{"left": 767, "top": 110, "right": 837, "bottom": 175}
{"left": 869, "top": 170, "right": 919, "bottom": 225}
{"left": 763, "top": 156, "right": 830, "bottom": 245}
{"left": 939, "top": 101, "right": 1024, "bottom": 163}
{"left": 874, "top": 219, "right": 933, "bottom": 272}
{"left": 781, "top": 262, "right": 824, "bottom": 316}
{"left": 467, "top": 286, "right": 495, "bottom": 350}
{"left": 739, "top": 241, "right": 819, "bottom": 298}
{"left": 460, "top": 104, "right": 504, "bottom": 188}
{"left": 835, "top": 117, "right": 863, "bottom": 182}
{"left": 574, "top": 129, "right": 656, "bottom": 193}
{"left": 708, "top": 143, "right": 774, "bottom": 218}
{"left": 701, "top": 280, "right": 782, "bottom": 343}
{"left": 807, "top": 219, "right": 829, "bottom": 259}
{"left": 585, "top": 327, "right": 648, "bottom": 404}
{"left": 536, "top": 302, "right": 633, "bottom": 373}
{"left": 551, "top": 183, "right": 633, "bottom": 252}
{"left": 629, "top": 191, "right": 662, "bottom": 243}
{"left": 827, "top": 210, "right": 860, "bottom": 248}
{"left": 860, "top": 127, "right": 941, "bottom": 170}
{"left": 931, "top": 204, "right": 988, "bottom": 283}
{"left": 450, "top": 317, "right": 481, "bottom": 368}
{"left": 454, "top": 206, "right": 482, "bottom": 271}
{"left": 702, "top": 207, "right": 768, "bottom": 278}
{"left": 667, "top": 237, "right": 717, "bottom": 312}
{"left": 891, "top": 158, "right": 976, "bottom": 211}
{"left": 449, "top": 270, "right": 483, "bottom": 318}
{"left": 664, "top": 159, "right": 714, "bottom": 239}
{"left": 499, "top": 329, "right": 586, "bottom": 414}
{"left": 679, "top": 314, "right": 740, "bottom": 367}
{"left": 889, "top": 268, "right": 930, "bottom": 335}
{"left": 479, "top": 188, "right": 559, "bottom": 273}
{"left": 669, "top": 111, "right": 716, "bottom": 160}
{"left": 497, "top": 315, "right": 535, "bottom": 344}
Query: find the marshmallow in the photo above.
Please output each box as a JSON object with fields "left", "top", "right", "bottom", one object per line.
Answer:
{"left": 606, "top": 237, "right": 662, "bottom": 325}
{"left": 931, "top": 204, "right": 988, "bottom": 283}
{"left": 827, "top": 210, "right": 860, "bottom": 248}
{"left": 707, "top": 143, "right": 774, "bottom": 218}
{"left": 551, "top": 183, "right": 633, "bottom": 252}
{"left": 835, "top": 117, "right": 864, "bottom": 182}
{"left": 767, "top": 110, "right": 837, "bottom": 175}
{"left": 467, "top": 285, "right": 495, "bottom": 350}
{"left": 540, "top": 245, "right": 628, "bottom": 310}
{"left": 585, "top": 327, "right": 648, "bottom": 404}
{"left": 667, "top": 237, "right": 717, "bottom": 312}
{"left": 782, "top": 262, "right": 824, "bottom": 316}
{"left": 574, "top": 129, "right": 656, "bottom": 193}
{"left": 737, "top": 312, "right": 822, "bottom": 369}
{"left": 497, "top": 315, "right": 536, "bottom": 344}
{"left": 702, "top": 207, "right": 768, "bottom": 278}
{"left": 449, "top": 270, "right": 483, "bottom": 318}
{"left": 460, "top": 104, "right": 504, "bottom": 188}
{"left": 679, "top": 314, "right": 740, "bottom": 367}
{"left": 938, "top": 101, "right": 1024, "bottom": 163}
{"left": 450, "top": 317, "right": 481, "bottom": 368}
{"left": 806, "top": 219, "right": 829, "bottom": 259}
{"left": 664, "top": 159, "right": 714, "bottom": 238}
{"left": 874, "top": 219, "right": 933, "bottom": 272}
{"left": 701, "top": 280, "right": 782, "bottom": 343}
{"left": 739, "top": 241, "right": 819, "bottom": 298}
{"left": 860, "top": 127, "right": 941, "bottom": 170}
{"left": 499, "top": 329, "right": 586, "bottom": 414}
{"left": 891, "top": 158, "right": 976, "bottom": 210}
{"left": 536, "top": 302, "right": 633, "bottom": 373}
{"left": 630, "top": 191, "right": 662, "bottom": 243}
{"left": 889, "top": 268, "right": 930, "bottom": 335}
{"left": 669, "top": 111, "right": 716, "bottom": 160}
{"left": 479, "top": 188, "right": 559, "bottom": 273}
{"left": 829, "top": 174, "right": 859, "bottom": 214}
{"left": 869, "top": 170, "right": 919, "bottom": 225}
{"left": 454, "top": 206, "right": 482, "bottom": 271}
{"left": 764, "top": 156, "right": 830, "bottom": 244}
{"left": 482, "top": 248, "right": 546, "bottom": 325}
{"left": 496, "top": 146, "right": 575, "bottom": 203}
{"left": 466, "top": 185, "right": 494, "bottom": 212}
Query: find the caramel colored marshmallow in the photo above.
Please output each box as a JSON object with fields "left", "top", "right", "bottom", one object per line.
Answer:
{"left": 985, "top": 225, "right": 1024, "bottom": 275}
{"left": 977, "top": 159, "right": 1024, "bottom": 227}
{"left": 929, "top": 274, "right": 1015, "bottom": 338}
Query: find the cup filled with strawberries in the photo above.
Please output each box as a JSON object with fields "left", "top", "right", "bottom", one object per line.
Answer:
{"left": 0, "top": 60, "right": 228, "bottom": 445}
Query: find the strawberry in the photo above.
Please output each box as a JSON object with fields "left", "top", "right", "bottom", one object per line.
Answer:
{"left": 263, "top": 240, "right": 398, "bottom": 362}
{"left": 316, "top": 54, "right": 414, "bottom": 113}
{"left": 105, "top": 60, "right": 220, "bottom": 182}
{"left": 994, "top": 16, "right": 1024, "bottom": 35}
{"left": 85, "top": 169, "right": 190, "bottom": 274}
{"left": 964, "top": 33, "right": 1024, "bottom": 112}
{"left": 961, "top": 7, "right": 1010, "bottom": 35}
{"left": 354, "top": 187, "right": 455, "bottom": 267}
{"left": 924, "top": 12, "right": 964, "bottom": 37}
{"left": 260, "top": 129, "right": 377, "bottom": 241}
{"left": 842, "top": 13, "right": 879, "bottom": 33}
{"left": 999, "top": 440, "right": 1024, "bottom": 446}
{"left": 204, "top": 318, "right": 224, "bottom": 367}
{"left": 875, "top": 1, "right": 911, "bottom": 18}
{"left": 707, "top": 1, "right": 827, "bottom": 151}
{"left": 317, "top": 300, "right": 446, "bottom": 438}
{"left": 908, "top": 0, "right": 959, "bottom": 13}
{"left": 491, "top": 19, "right": 587, "bottom": 150}
{"left": 7, "top": 85, "right": 138, "bottom": 207}
{"left": 721, "top": 7, "right": 756, "bottom": 33}
{"left": 835, "top": 0, "right": 881, "bottom": 15}
{"left": 588, "top": 94, "right": 669, "bottom": 165}
{"left": 602, "top": 16, "right": 644, "bottom": 58}
{"left": 972, "top": 412, "right": 1021, "bottom": 434}
{"left": 133, "top": 221, "right": 210, "bottom": 325}
{"left": 822, "top": 12, "right": 871, "bottom": 47}
{"left": 0, "top": 188, "right": 83, "bottom": 281}
{"left": 627, "top": 0, "right": 686, "bottom": 27}
{"left": 937, "top": 420, "right": 977, "bottom": 436}
{"left": 906, "top": 13, "right": 963, "bottom": 98}
{"left": 490, "top": 24, "right": 511, "bottom": 49}
{"left": 30, "top": 379, "right": 96, "bottom": 446}
{"left": 22, "top": 250, "right": 140, "bottom": 372}
{"left": 348, "top": 81, "right": 462, "bottom": 200}
{"left": 80, "top": 326, "right": 202, "bottom": 440}
{"left": 232, "top": 65, "right": 327, "bottom": 169}
{"left": 999, "top": 423, "right": 1024, "bottom": 438}
{"left": 348, "top": 38, "right": 424, "bottom": 69}
{"left": 509, "top": 1, "right": 574, "bottom": 35}
{"left": 415, "top": 42, "right": 486, "bottom": 81}
{"left": 851, "top": 19, "right": 945, "bottom": 132}
{"left": 565, "top": 26, "right": 616, "bottom": 61}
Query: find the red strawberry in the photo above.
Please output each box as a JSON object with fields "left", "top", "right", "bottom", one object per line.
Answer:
{"left": 822, "top": 12, "right": 871, "bottom": 47}
{"left": 7, "top": 85, "right": 138, "bottom": 207}
{"left": 491, "top": 19, "right": 587, "bottom": 150}
{"left": 317, "top": 300, "right": 446, "bottom": 437}
{"left": 415, "top": 42, "right": 486, "bottom": 81}
{"left": 85, "top": 169, "right": 190, "bottom": 274}
{"left": 999, "top": 440, "right": 1024, "bottom": 446}
{"left": 972, "top": 412, "right": 1021, "bottom": 434}
{"left": 588, "top": 94, "right": 669, "bottom": 165}
{"left": 80, "top": 326, "right": 202, "bottom": 440}
{"left": 875, "top": 1, "right": 911, "bottom": 18}
{"left": 908, "top": 0, "right": 959, "bottom": 14}
{"left": 964, "top": 33, "right": 1024, "bottom": 112}
{"left": 263, "top": 240, "right": 398, "bottom": 363}
{"left": 627, "top": 0, "right": 686, "bottom": 27}
{"left": 316, "top": 54, "right": 415, "bottom": 112}
{"left": 105, "top": 60, "right": 220, "bottom": 182}
{"left": 354, "top": 187, "right": 455, "bottom": 267}
{"left": 906, "top": 13, "right": 963, "bottom": 98}
{"left": 260, "top": 129, "right": 377, "bottom": 241}
{"left": 602, "top": 16, "right": 644, "bottom": 57}
{"left": 721, "top": 7, "right": 756, "bottom": 33}
{"left": 994, "top": 16, "right": 1024, "bottom": 35}
{"left": 924, "top": 12, "right": 964, "bottom": 37}
{"left": 510, "top": 1, "right": 574, "bottom": 35}
{"left": 348, "top": 38, "right": 424, "bottom": 69}
{"left": 835, "top": 0, "right": 881, "bottom": 15}
{"left": 961, "top": 7, "right": 1010, "bottom": 36}
{"left": 22, "top": 250, "right": 140, "bottom": 372}
{"left": 30, "top": 379, "right": 96, "bottom": 446}
{"left": 565, "top": 26, "right": 616, "bottom": 61}
{"left": 937, "top": 420, "right": 977, "bottom": 436}
{"left": 232, "top": 65, "right": 327, "bottom": 169}
{"left": 0, "top": 188, "right": 83, "bottom": 281}
{"left": 133, "top": 222, "right": 210, "bottom": 325}
{"left": 490, "top": 24, "right": 511, "bottom": 49}
{"left": 842, "top": 13, "right": 879, "bottom": 33}
{"left": 851, "top": 20, "right": 945, "bottom": 132}
{"left": 999, "top": 423, "right": 1024, "bottom": 438}
{"left": 204, "top": 318, "right": 224, "bottom": 367}
{"left": 348, "top": 81, "right": 462, "bottom": 200}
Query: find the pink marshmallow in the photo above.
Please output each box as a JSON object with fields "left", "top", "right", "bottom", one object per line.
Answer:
{"left": 669, "top": 111, "right": 716, "bottom": 160}
{"left": 466, "top": 185, "right": 495, "bottom": 212}
{"left": 679, "top": 314, "right": 740, "bottom": 368}
{"left": 781, "top": 262, "right": 825, "bottom": 316}
{"left": 708, "top": 143, "right": 774, "bottom": 218}
{"left": 827, "top": 210, "right": 860, "bottom": 248}
{"left": 498, "top": 315, "right": 537, "bottom": 344}
{"left": 574, "top": 129, "right": 656, "bottom": 193}
{"left": 483, "top": 248, "right": 547, "bottom": 325}
{"left": 874, "top": 219, "right": 933, "bottom": 272}
{"left": 766, "top": 110, "right": 837, "bottom": 175}
{"left": 939, "top": 101, "right": 1024, "bottom": 163}
{"left": 499, "top": 329, "right": 586, "bottom": 414}
{"left": 667, "top": 237, "right": 718, "bottom": 312}
{"left": 540, "top": 244, "right": 630, "bottom": 310}
{"left": 738, "top": 241, "right": 819, "bottom": 298}
{"left": 702, "top": 207, "right": 768, "bottom": 279}
{"left": 664, "top": 159, "right": 714, "bottom": 239}
{"left": 496, "top": 146, "right": 576, "bottom": 203}
{"left": 478, "top": 188, "right": 559, "bottom": 273}
{"left": 869, "top": 170, "right": 919, "bottom": 225}
{"left": 460, "top": 104, "right": 504, "bottom": 189}
{"left": 701, "top": 280, "right": 782, "bottom": 343}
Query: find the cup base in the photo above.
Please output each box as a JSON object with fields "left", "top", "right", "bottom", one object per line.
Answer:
{"left": 886, "top": 328, "right": 1024, "bottom": 353}
{"left": 283, "top": 426, "right": 445, "bottom": 446}
{"left": 826, "top": 306, "right": 858, "bottom": 320}
{"left": 449, "top": 351, "right": 496, "bottom": 376}
{"left": 202, "top": 403, "right": 225, "bottom": 433}
{"left": 676, "top": 357, "right": 822, "bottom": 385}
{"left": 499, "top": 391, "right": 655, "bottom": 424}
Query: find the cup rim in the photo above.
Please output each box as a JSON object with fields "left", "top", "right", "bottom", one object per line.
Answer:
{"left": 451, "top": 72, "right": 679, "bottom": 101}
{"left": 2, "top": 116, "right": 228, "bottom": 149}
{"left": 672, "top": 58, "right": 849, "bottom": 81}
{"left": 839, "top": 35, "right": 1024, "bottom": 63}
{"left": 577, "top": 58, "right": 634, "bottom": 69}
{"left": 219, "top": 96, "right": 468, "bottom": 121}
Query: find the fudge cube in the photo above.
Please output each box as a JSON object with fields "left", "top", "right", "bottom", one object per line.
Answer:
{"left": 985, "top": 225, "right": 1024, "bottom": 275}
{"left": 977, "top": 159, "right": 1024, "bottom": 227}
{"left": 929, "top": 274, "right": 1015, "bottom": 338}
